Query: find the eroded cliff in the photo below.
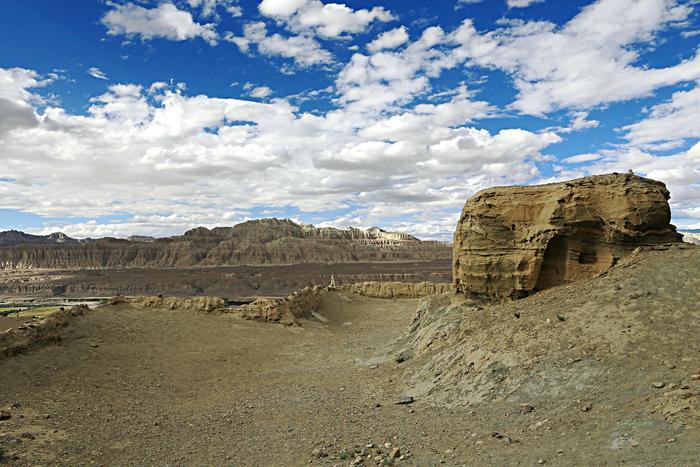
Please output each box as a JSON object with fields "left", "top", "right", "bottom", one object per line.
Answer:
{"left": 453, "top": 173, "right": 683, "bottom": 300}
{"left": 0, "top": 219, "right": 450, "bottom": 270}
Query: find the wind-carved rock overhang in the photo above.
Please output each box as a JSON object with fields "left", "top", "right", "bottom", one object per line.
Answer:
{"left": 452, "top": 173, "right": 684, "bottom": 300}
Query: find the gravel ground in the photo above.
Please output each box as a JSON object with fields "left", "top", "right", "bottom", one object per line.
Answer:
{"left": 1, "top": 247, "right": 699, "bottom": 465}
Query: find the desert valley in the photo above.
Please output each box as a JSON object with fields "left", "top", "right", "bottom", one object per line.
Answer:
{"left": 1, "top": 173, "right": 698, "bottom": 465}
{"left": 2, "top": 0, "right": 700, "bottom": 465}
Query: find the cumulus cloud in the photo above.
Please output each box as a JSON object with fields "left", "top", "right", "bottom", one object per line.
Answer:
{"left": 187, "top": 0, "right": 242, "bottom": 19}
{"left": 448, "top": 0, "right": 700, "bottom": 114}
{"left": 560, "top": 111, "right": 600, "bottom": 133}
{"left": 224, "top": 22, "right": 332, "bottom": 67}
{"left": 367, "top": 26, "right": 409, "bottom": 53}
{"left": 87, "top": 67, "right": 108, "bottom": 80}
{"left": 507, "top": 0, "right": 545, "bottom": 8}
{"left": 258, "top": 0, "right": 395, "bottom": 39}
{"left": 6, "top": 0, "right": 700, "bottom": 238}
{"left": 623, "top": 82, "right": 700, "bottom": 148}
{"left": 248, "top": 86, "right": 272, "bottom": 99}
{"left": 0, "top": 65, "right": 560, "bottom": 239}
{"left": 102, "top": 2, "right": 218, "bottom": 45}
{"left": 0, "top": 67, "right": 51, "bottom": 135}
{"left": 335, "top": 25, "right": 473, "bottom": 113}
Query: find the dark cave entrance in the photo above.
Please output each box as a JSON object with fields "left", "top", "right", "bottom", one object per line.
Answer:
{"left": 535, "top": 235, "right": 568, "bottom": 290}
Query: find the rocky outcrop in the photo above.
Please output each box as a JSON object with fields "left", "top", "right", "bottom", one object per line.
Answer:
{"left": 233, "top": 285, "right": 324, "bottom": 325}
{"left": 128, "top": 296, "right": 226, "bottom": 312}
{"left": 123, "top": 286, "right": 324, "bottom": 325}
{"left": 453, "top": 173, "right": 683, "bottom": 300}
{"left": 0, "top": 304, "right": 89, "bottom": 358}
{"left": 0, "top": 219, "right": 450, "bottom": 270}
{"left": 340, "top": 281, "right": 452, "bottom": 299}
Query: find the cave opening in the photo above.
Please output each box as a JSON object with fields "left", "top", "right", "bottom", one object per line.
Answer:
{"left": 534, "top": 235, "right": 568, "bottom": 291}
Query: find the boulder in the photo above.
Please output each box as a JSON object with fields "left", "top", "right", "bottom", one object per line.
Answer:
{"left": 453, "top": 173, "right": 682, "bottom": 300}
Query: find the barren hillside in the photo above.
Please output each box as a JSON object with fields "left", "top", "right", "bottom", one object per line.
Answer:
{"left": 1, "top": 245, "right": 698, "bottom": 465}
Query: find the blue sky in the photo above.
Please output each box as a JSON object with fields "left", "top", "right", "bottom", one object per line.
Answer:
{"left": 0, "top": 0, "right": 699, "bottom": 240}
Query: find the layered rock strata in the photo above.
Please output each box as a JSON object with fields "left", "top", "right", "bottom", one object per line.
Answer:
{"left": 0, "top": 219, "right": 450, "bottom": 270}
{"left": 453, "top": 173, "right": 683, "bottom": 300}
{"left": 340, "top": 281, "right": 451, "bottom": 299}
{"left": 234, "top": 285, "right": 324, "bottom": 325}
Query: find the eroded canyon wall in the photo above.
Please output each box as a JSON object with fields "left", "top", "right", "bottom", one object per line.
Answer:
{"left": 0, "top": 219, "right": 450, "bottom": 270}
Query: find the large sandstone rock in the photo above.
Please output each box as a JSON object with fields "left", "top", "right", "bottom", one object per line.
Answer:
{"left": 453, "top": 173, "right": 683, "bottom": 300}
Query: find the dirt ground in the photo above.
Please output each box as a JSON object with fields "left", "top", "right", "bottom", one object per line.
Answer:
{"left": 0, "top": 319, "right": 27, "bottom": 333}
{"left": 1, "top": 247, "right": 699, "bottom": 465}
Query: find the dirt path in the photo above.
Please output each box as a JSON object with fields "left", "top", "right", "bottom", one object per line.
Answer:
{"left": 1, "top": 288, "right": 698, "bottom": 465}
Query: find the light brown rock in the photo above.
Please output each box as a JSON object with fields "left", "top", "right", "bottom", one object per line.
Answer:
{"left": 453, "top": 173, "right": 682, "bottom": 300}
{"left": 340, "top": 281, "right": 451, "bottom": 299}
{"left": 129, "top": 296, "right": 226, "bottom": 312}
{"left": 233, "top": 285, "right": 324, "bottom": 325}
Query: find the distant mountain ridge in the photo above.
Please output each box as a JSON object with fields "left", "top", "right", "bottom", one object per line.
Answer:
{"left": 0, "top": 230, "right": 81, "bottom": 246}
{"left": 0, "top": 218, "right": 450, "bottom": 270}
{"left": 680, "top": 231, "right": 700, "bottom": 245}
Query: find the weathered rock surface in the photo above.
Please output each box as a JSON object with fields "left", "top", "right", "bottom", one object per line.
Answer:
{"left": 0, "top": 219, "right": 450, "bottom": 270}
{"left": 128, "top": 296, "right": 226, "bottom": 312}
{"left": 124, "top": 286, "right": 324, "bottom": 325}
{"left": 453, "top": 173, "right": 683, "bottom": 300}
{"left": 0, "top": 304, "right": 89, "bottom": 359}
{"left": 340, "top": 281, "right": 451, "bottom": 299}
{"left": 233, "top": 285, "right": 324, "bottom": 325}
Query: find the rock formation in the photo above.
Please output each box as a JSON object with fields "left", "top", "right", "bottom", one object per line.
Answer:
{"left": 128, "top": 296, "right": 226, "bottom": 312}
{"left": 0, "top": 304, "right": 89, "bottom": 358}
{"left": 234, "top": 285, "right": 324, "bottom": 325}
{"left": 0, "top": 219, "right": 450, "bottom": 270}
{"left": 453, "top": 173, "right": 683, "bottom": 300}
{"left": 340, "top": 281, "right": 451, "bottom": 299}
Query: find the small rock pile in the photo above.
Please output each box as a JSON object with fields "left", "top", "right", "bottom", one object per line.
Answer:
{"left": 311, "top": 442, "right": 410, "bottom": 465}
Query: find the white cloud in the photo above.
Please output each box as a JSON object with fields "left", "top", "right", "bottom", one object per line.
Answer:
{"left": 224, "top": 22, "right": 332, "bottom": 67}
{"left": 187, "top": 0, "right": 242, "bottom": 19}
{"left": 449, "top": 0, "right": 700, "bottom": 114}
{"left": 507, "top": 0, "right": 545, "bottom": 8}
{"left": 562, "top": 153, "right": 602, "bottom": 164}
{"left": 6, "top": 0, "right": 700, "bottom": 238}
{"left": 0, "top": 67, "right": 52, "bottom": 135}
{"left": 623, "top": 82, "right": 700, "bottom": 148}
{"left": 0, "top": 66, "right": 561, "bottom": 239}
{"left": 226, "top": 5, "right": 243, "bottom": 17}
{"left": 367, "top": 26, "right": 409, "bottom": 53}
{"left": 259, "top": 0, "right": 308, "bottom": 17}
{"left": 559, "top": 111, "right": 600, "bottom": 133}
{"left": 249, "top": 86, "right": 272, "bottom": 99}
{"left": 336, "top": 26, "right": 452, "bottom": 111}
{"left": 102, "top": 2, "right": 218, "bottom": 45}
{"left": 87, "top": 67, "right": 108, "bottom": 80}
{"left": 258, "top": 0, "right": 395, "bottom": 39}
